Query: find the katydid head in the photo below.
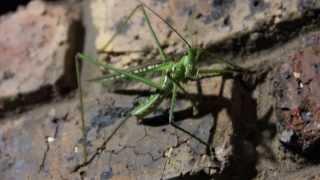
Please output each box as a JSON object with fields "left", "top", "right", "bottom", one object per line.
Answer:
{"left": 183, "top": 48, "right": 202, "bottom": 78}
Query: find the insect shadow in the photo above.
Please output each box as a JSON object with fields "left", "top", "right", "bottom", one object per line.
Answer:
{"left": 115, "top": 71, "right": 277, "bottom": 179}
{"left": 115, "top": 81, "right": 232, "bottom": 127}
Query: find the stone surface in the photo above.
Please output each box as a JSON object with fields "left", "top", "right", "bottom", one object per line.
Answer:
{"left": 73, "top": 77, "right": 243, "bottom": 179}
{"left": 1, "top": 0, "right": 320, "bottom": 179}
{"left": 0, "top": 0, "right": 82, "bottom": 114}
{"left": 0, "top": 99, "right": 82, "bottom": 180}
{"left": 275, "top": 44, "right": 320, "bottom": 152}
{"left": 252, "top": 32, "right": 320, "bottom": 180}
{"left": 76, "top": 0, "right": 320, "bottom": 179}
{"left": 91, "top": 0, "right": 319, "bottom": 59}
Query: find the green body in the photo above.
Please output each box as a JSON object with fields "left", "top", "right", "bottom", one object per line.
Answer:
{"left": 111, "top": 48, "right": 200, "bottom": 120}
{"left": 78, "top": 2, "right": 243, "bottom": 122}
{"left": 129, "top": 48, "right": 199, "bottom": 118}
{"left": 131, "top": 76, "right": 171, "bottom": 118}
{"left": 74, "top": 1, "right": 245, "bottom": 171}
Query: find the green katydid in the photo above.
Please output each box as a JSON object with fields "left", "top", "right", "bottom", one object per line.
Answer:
{"left": 74, "top": 1, "right": 245, "bottom": 171}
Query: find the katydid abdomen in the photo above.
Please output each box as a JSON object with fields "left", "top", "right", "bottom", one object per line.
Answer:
{"left": 131, "top": 75, "right": 172, "bottom": 120}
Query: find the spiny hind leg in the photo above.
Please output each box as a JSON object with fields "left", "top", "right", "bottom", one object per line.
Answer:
{"left": 98, "top": 4, "right": 142, "bottom": 53}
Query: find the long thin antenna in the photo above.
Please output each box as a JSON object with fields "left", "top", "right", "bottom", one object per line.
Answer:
{"left": 137, "top": 0, "right": 192, "bottom": 49}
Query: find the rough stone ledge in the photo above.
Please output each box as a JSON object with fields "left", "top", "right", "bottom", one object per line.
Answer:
{"left": 0, "top": 0, "right": 83, "bottom": 116}
{"left": 91, "top": 0, "right": 320, "bottom": 63}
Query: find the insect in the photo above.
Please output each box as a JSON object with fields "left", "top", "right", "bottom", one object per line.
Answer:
{"left": 74, "top": 0, "right": 245, "bottom": 171}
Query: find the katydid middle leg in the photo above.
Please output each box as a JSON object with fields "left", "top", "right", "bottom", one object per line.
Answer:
{"left": 169, "top": 83, "right": 177, "bottom": 124}
{"left": 168, "top": 80, "right": 209, "bottom": 147}
{"left": 167, "top": 75, "right": 199, "bottom": 116}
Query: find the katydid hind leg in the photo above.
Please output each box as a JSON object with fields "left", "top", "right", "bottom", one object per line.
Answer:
{"left": 138, "top": 0, "right": 192, "bottom": 49}
{"left": 75, "top": 57, "right": 89, "bottom": 164}
{"left": 99, "top": 3, "right": 171, "bottom": 63}
{"left": 140, "top": 5, "right": 170, "bottom": 62}
{"left": 89, "top": 61, "right": 172, "bottom": 83}
{"left": 99, "top": 5, "right": 142, "bottom": 53}
{"left": 78, "top": 53, "right": 164, "bottom": 91}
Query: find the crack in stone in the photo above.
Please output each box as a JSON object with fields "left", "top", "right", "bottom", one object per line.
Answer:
{"left": 38, "top": 115, "right": 62, "bottom": 173}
